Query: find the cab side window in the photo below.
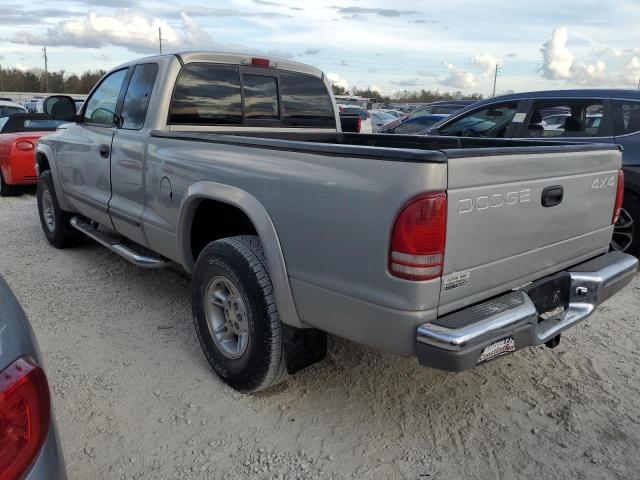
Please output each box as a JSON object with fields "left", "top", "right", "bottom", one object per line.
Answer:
{"left": 438, "top": 102, "right": 517, "bottom": 137}
{"left": 612, "top": 100, "right": 640, "bottom": 136}
{"left": 83, "top": 69, "right": 128, "bottom": 127}
{"left": 120, "top": 63, "right": 159, "bottom": 130}
{"left": 520, "top": 100, "right": 610, "bottom": 138}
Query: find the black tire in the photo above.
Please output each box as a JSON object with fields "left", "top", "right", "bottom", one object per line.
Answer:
{"left": 36, "top": 170, "right": 83, "bottom": 248}
{"left": 615, "top": 192, "right": 640, "bottom": 257}
{"left": 192, "top": 235, "right": 287, "bottom": 393}
{"left": 0, "top": 170, "right": 21, "bottom": 197}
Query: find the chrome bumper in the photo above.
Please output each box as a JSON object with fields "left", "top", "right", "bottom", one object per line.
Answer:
{"left": 416, "top": 251, "right": 638, "bottom": 371}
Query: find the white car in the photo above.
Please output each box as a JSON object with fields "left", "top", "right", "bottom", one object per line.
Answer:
{"left": 0, "top": 99, "right": 27, "bottom": 117}
{"left": 24, "top": 96, "right": 46, "bottom": 113}
{"left": 338, "top": 104, "right": 372, "bottom": 133}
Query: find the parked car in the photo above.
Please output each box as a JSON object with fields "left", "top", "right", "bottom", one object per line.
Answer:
{"left": 368, "top": 110, "right": 397, "bottom": 132}
{"left": 381, "top": 100, "right": 477, "bottom": 132}
{"left": 0, "top": 113, "right": 67, "bottom": 196}
{"left": 423, "top": 89, "right": 640, "bottom": 256}
{"left": 0, "top": 99, "right": 27, "bottom": 117}
{"left": 0, "top": 274, "right": 67, "bottom": 479}
{"left": 378, "top": 113, "right": 448, "bottom": 134}
{"left": 36, "top": 52, "right": 636, "bottom": 393}
{"left": 24, "top": 96, "right": 46, "bottom": 113}
{"left": 338, "top": 104, "right": 372, "bottom": 133}
{"left": 377, "top": 109, "right": 404, "bottom": 118}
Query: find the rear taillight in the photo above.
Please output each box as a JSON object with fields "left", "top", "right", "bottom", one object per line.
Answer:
{"left": 389, "top": 192, "right": 447, "bottom": 281}
{"left": 613, "top": 169, "right": 624, "bottom": 224}
{"left": 356, "top": 116, "right": 362, "bottom": 133}
{"left": 0, "top": 357, "right": 50, "bottom": 480}
{"left": 251, "top": 57, "right": 270, "bottom": 68}
{"left": 14, "top": 141, "right": 34, "bottom": 152}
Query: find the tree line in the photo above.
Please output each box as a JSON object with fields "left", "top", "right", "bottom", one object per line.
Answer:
{"left": 0, "top": 67, "right": 106, "bottom": 94}
{"left": 331, "top": 84, "right": 483, "bottom": 103}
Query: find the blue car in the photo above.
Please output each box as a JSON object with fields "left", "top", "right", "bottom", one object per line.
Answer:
{"left": 424, "top": 89, "right": 640, "bottom": 255}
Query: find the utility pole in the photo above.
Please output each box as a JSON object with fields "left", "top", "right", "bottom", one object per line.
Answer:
{"left": 158, "top": 27, "right": 163, "bottom": 54}
{"left": 42, "top": 46, "right": 49, "bottom": 93}
{"left": 492, "top": 64, "right": 500, "bottom": 98}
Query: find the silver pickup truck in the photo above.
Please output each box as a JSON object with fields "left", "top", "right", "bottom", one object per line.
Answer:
{"left": 35, "top": 52, "right": 638, "bottom": 393}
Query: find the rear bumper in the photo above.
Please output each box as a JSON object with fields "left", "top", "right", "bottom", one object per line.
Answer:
{"left": 416, "top": 251, "right": 638, "bottom": 371}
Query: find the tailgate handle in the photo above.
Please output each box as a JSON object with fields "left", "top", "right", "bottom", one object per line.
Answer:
{"left": 541, "top": 185, "right": 563, "bottom": 207}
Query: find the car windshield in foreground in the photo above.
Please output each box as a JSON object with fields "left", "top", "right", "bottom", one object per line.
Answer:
{"left": 0, "top": 115, "right": 67, "bottom": 133}
{"left": 0, "top": 106, "right": 26, "bottom": 117}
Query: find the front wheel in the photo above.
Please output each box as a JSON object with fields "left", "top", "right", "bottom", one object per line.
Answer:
{"left": 37, "top": 171, "right": 83, "bottom": 248}
{"left": 192, "top": 236, "right": 287, "bottom": 393}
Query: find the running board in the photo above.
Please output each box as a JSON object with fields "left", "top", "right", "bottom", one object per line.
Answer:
{"left": 70, "top": 216, "right": 169, "bottom": 269}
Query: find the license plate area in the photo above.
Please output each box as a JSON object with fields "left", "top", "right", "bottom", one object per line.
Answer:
{"left": 521, "top": 272, "right": 571, "bottom": 318}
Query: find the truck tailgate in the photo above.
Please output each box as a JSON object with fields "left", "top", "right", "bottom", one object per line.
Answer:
{"left": 439, "top": 147, "right": 621, "bottom": 315}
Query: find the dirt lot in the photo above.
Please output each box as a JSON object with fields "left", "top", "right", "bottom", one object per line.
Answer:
{"left": 1, "top": 191, "right": 639, "bottom": 480}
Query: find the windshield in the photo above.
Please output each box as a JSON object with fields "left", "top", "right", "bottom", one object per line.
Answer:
{"left": 0, "top": 106, "right": 26, "bottom": 117}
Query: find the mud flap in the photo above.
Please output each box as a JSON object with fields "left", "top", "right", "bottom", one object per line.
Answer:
{"left": 282, "top": 324, "right": 327, "bottom": 375}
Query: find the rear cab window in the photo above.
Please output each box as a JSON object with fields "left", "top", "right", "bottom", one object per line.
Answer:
{"left": 169, "top": 63, "right": 336, "bottom": 129}
{"left": 516, "top": 99, "right": 612, "bottom": 138}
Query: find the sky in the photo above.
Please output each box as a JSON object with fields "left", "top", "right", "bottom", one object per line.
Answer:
{"left": 0, "top": 0, "right": 639, "bottom": 97}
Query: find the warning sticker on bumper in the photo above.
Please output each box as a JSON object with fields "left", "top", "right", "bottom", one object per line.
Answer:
{"left": 478, "top": 337, "right": 516, "bottom": 364}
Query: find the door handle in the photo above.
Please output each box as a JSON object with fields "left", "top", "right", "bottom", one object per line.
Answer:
{"left": 541, "top": 185, "right": 563, "bottom": 207}
{"left": 99, "top": 144, "right": 110, "bottom": 158}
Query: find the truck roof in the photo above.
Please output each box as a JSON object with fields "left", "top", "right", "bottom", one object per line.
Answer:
{"left": 117, "top": 51, "right": 325, "bottom": 79}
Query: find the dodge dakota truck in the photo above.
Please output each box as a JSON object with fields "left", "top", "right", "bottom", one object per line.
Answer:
{"left": 35, "top": 52, "right": 638, "bottom": 393}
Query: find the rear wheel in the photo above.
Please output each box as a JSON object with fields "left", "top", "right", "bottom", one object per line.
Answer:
{"left": 37, "top": 171, "right": 83, "bottom": 248}
{"left": 0, "top": 170, "right": 21, "bottom": 197}
{"left": 613, "top": 193, "right": 640, "bottom": 256}
{"left": 192, "top": 235, "right": 287, "bottom": 393}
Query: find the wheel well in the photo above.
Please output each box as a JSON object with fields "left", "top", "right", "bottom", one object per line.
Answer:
{"left": 36, "top": 153, "right": 50, "bottom": 174}
{"left": 190, "top": 199, "right": 258, "bottom": 262}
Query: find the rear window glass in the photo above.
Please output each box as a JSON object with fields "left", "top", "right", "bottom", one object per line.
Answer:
{"left": 169, "top": 64, "right": 242, "bottom": 125}
{"left": 613, "top": 100, "right": 640, "bottom": 136}
{"left": 242, "top": 75, "right": 279, "bottom": 120}
{"left": 280, "top": 72, "right": 335, "bottom": 128}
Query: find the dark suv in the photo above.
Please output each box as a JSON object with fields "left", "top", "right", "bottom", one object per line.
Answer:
{"left": 424, "top": 89, "right": 640, "bottom": 255}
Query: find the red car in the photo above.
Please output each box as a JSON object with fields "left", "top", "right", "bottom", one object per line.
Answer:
{"left": 0, "top": 114, "right": 65, "bottom": 196}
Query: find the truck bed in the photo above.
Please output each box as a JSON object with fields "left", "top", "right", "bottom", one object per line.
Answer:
{"left": 152, "top": 130, "right": 619, "bottom": 162}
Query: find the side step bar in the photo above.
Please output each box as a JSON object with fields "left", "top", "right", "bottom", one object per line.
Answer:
{"left": 70, "top": 216, "right": 169, "bottom": 269}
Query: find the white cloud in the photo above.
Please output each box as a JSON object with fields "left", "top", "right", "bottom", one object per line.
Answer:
{"left": 441, "top": 63, "right": 480, "bottom": 88}
{"left": 440, "top": 53, "right": 502, "bottom": 89}
{"left": 370, "top": 84, "right": 382, "bottom": 94}
{"left": 471, "top": 53, "right": 502, "bottom": 75}
{"left": 540, "top": 26, "right": 574, "bottom": 79}
{"left": 326, "top": 72, "right": 349, "bottom": 91}
{"left": 540, "top": 26, "right": 640, "bottom": 86}
{"left": 11, "top": 9, "right": 289, "bottom": 57}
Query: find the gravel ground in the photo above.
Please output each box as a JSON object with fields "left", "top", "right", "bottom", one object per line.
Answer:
{"left": 1, "top": 191, "right": 640, "bottom": 480}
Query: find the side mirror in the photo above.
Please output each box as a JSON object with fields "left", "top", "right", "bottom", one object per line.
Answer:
{"left": 43, "top": 95, "right": 78, "bottom": 121}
